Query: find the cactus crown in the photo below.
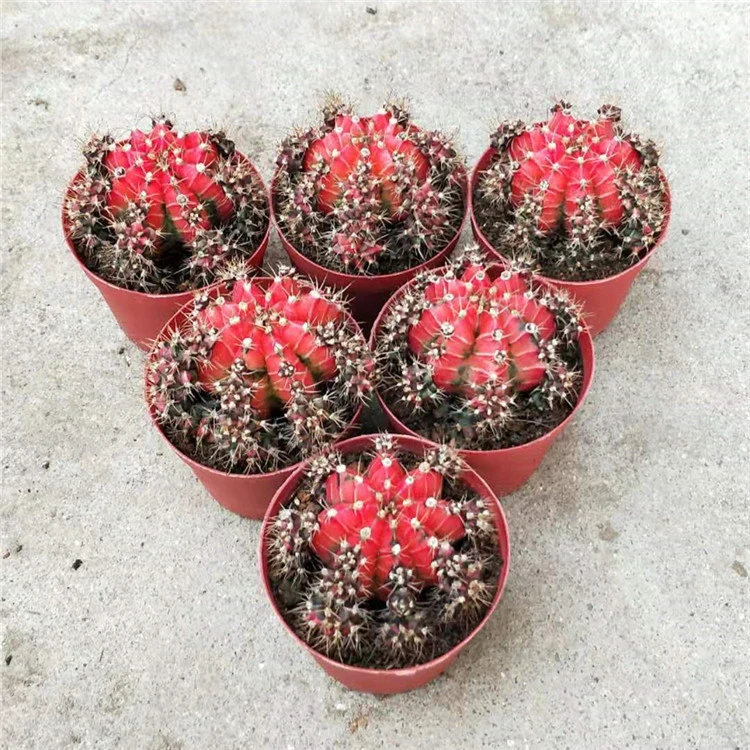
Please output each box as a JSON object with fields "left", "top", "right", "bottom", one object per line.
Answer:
{"left": 274, "top": 95, "right": 465, "bottom": 275}
{"left": 146, "top": 268, "right": 372, "bottom": 474}
{"left": 266, "top": 435, "right": 502, "bottom": 668}
{"left": 475, "top": 101, "right": 668, "bottom": 281}
{"left": 375, "top": 245, "right": 584, "bottom": 450}
{"left": 64, "top": 117, "right": 269, "bottom": 293}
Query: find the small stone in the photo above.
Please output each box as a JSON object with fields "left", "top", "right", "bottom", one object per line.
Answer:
{"left": 72, "top": 559, "right": 83, "bottom": 571}
{"left": 173, "top": 78, "right": 187, "bottom": 93}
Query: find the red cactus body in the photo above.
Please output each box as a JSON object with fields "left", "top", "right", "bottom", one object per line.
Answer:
{"left": 407, "top": 264, "right": 556, "bottom": 395}
{"left": 196, "top": 277, "right": 343, "bottom": 417}
{"left": 311, "top": 450, "right": 465, "bottom": 598}
{"left": 302, "top": 113, "right": 429, "bottom": 217}
{"left": 105, "top": 121, "right": 234, "bottom": 245}
{"left": 506, "top": 103, "right": 642, "bottom": 233}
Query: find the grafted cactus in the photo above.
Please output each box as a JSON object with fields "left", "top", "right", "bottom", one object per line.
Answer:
{"left": 375, "top": 246, "right": 584, "bottom": 449}
{"left": 275, "top": 96, "right": 464, "bottom": 274}
{"left": 146, "top": 269, "right": 372, "bottom": 474}
{"left": 266, "top": 436, "right": 501, "bottom": 668}
{"left": 64, "top": 117, "right": 268, "bottom": 292}
{"left": 475, "top": 101, "right": 668, "bottom": 280}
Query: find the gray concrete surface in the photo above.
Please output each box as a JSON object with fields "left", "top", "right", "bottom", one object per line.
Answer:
{"left": 2, "top": 1, "right": 749, "bottom": 748}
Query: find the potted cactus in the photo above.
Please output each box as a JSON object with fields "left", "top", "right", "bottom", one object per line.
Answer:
{"left": 372, "top": 246, "right": 595, "bottom": 496}
{"left": 470, "top": 101, "right": 671, "bottom": 335}
{"left": 63, "top": 116, "right": 270, "bottom": 349}
{"left": 145, "top": 268, "right": 372, "bottom": 518}
{"left": 272, "top": 96, "right": 467, "bottom": 326}
{"left": 260, "top": 433, "right": 510, "bottom": 694}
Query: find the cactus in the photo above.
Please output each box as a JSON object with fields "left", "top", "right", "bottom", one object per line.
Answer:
{"left": 274, "top": 96, "right": 464, "bottom": 275}
{"left": 146, "top": 268, "right": 372, "bottom": 474}
{"left": 375, "top": 246, "right": 584, "bottom": 450}
{"left": 475, "top": 101, "right": 668, "bottom": 281}
{"left": 266, "top": 436, "right": 501, "bottom": 668}
{"left": 64, "top": 117, "right": 268, "bottom": 293}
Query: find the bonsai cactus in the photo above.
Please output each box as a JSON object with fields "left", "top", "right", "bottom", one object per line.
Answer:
{"left": 473, "top": 101, "right": 668, "bottom": 281}
{"left": 146, "top": 268, "right": 372, "bottom": 474}
{"left": 375, "top": 245, "right": 584, "bottom": 450}
{"left": 266, "top": 435, "right": 502, "bottom": 668}
{"left": 64, "top": 117, "right": 269, "bottom": 292}
{"left": 274, "top": 96, "right": 465, "bottom": 275}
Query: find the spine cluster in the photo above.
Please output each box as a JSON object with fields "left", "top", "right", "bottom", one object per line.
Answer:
{"left": 64, "top": 117, "right": 268, "bottom": 293}
{"left": 146, "top": 269, "right": 372, "bottom": 474}
{"left": 274, "top": 96, "right": 465, "bottom": 275}
{"left": 267, "top": 436, "right": 500, "bottom": 668}
{"left": 375, "top": 245, "right": 583, "bottom": 449}
{"left": 476, "top": 101, "right": 668, "bottom": 280}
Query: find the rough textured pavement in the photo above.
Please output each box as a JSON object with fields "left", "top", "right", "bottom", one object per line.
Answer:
{"left": 2, "top": 1, "right": 749, "bottom": 748}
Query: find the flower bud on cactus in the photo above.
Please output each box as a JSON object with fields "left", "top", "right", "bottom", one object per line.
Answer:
{"left": 64, "top": 117, "right": 268, "bottom": 293}
{"left": 266, "top": 436, "right": 502, "bottom": 669}
{"left": 375, "top": 245, "right": 584, "bottom": 449}
{"left": 275, "top": 96, "right": 465, "bottom": 275}
{"left": 146, "top": 268, "right": 371, "bottom": 474}
{"left": 475, "top": 101, "right": 668, "bottom": 281}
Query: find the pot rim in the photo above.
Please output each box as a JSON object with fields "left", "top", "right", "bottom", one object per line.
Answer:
{"left": 258, "top": 432, "right": 511, "bottom": 679}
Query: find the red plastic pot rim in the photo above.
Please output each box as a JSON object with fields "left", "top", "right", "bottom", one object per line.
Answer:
{"left": 61, "top": 152, "right": 271, "bottom": 301}
{"left": 468, "top": 147, "right": 673, "bottom": 288}
{"left": 368, "top": 268, "right": 596, "bottom": 457}
{"left": 258, "top": 432, "right": 511, "bottom": 680}
{"left": 269, "top": 164, "right": 468, "bottom": 288}
{"left": 143, "top": 277, "right": 367, "bottom": 483}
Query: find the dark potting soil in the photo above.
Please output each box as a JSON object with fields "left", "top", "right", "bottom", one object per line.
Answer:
{"left": 267, "top": 462, "right": 503, "bottom": 671}
{"left": 273, "top": 191, "right": 465, "bottom": 277}
{"left": 380, "top": 338, "right": 584, "bottom": 452}
{"left": 473, "top": 173, "right": 663, "bottom": 283}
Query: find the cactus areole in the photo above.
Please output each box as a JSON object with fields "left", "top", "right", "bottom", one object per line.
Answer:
{"left": 64, "top": 117, "right": 269, "bottom": 293}
{"left": 146, "top": 270, "right": 372, "bottom": 474}
{"left": 265, "top": 435, "right": 504, "bottom": 670}
{"left": 473, "top": 101, "right": 669, "bottom": 281}
{"left": 274, "top": 96, "right": 465, "bottom": 275}
{"left": 375, "top": 246, "right": 585, "bottom": 451}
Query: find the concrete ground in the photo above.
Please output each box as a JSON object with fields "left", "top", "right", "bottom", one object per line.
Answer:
{"left": 1, "top": 1, "right": 749, "bottom": 748}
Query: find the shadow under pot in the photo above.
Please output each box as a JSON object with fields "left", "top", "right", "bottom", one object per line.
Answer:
{"left": 271, "top": 98, "right": 468, "bottom": 330}
{"left": 469, "top": 101, "right": 672, "bottom": 336}
{"left": 144, "top": 273, "right": 370, "bottom": 518}
{"left": 62, "top": 118, "right": 270, "bottom": 350}
{"left": 371, "top": 246, "right": 595, "bottom": 497}
{"left": 260, "top": 432, "right": 511, "bottom": 694}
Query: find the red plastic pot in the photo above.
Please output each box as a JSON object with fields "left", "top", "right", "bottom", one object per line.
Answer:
{"left": 370, "top": 274, "right": 595, "bottom": 497}
{"left": 259, "top": 433, "right": 511, "bottom": 694}
{"left": 62, "top": 155, "right": 270, "bottom": 351}
{"left": 270, "top": 168, "right": 467, "bottom": 329}
{"left": 469, "top": 148, "right": 672, "bottom": 336}
{"left": 144, "top": 280, "right": 364, "bottom": 519}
